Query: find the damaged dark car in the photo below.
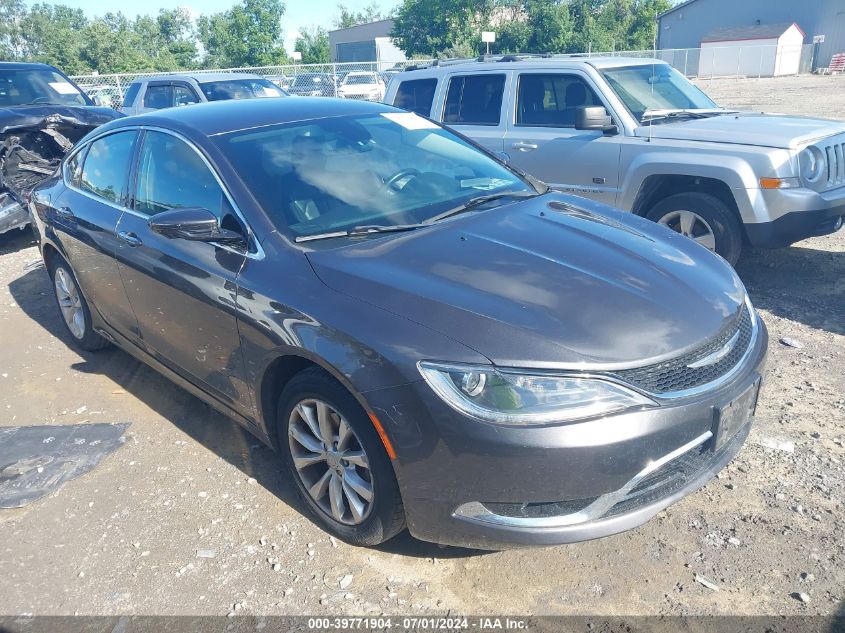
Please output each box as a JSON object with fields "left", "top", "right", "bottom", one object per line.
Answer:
{"left": 0, "top": 62, "right": 122, "bottom": 235}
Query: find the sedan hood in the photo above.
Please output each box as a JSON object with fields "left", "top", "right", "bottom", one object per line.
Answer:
{"left": 306, "top": 194, "right": 746, "bottom": 369}
{"left": 0, "top": 105, "right": 121, "bottom": 134}
{"left": 634, "top": 112, "right": 845, "bottom": 149}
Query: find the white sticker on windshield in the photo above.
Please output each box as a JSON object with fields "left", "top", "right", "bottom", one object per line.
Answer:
{"left": 48, "top": 81, "right": 80, "bottom": 95}
{"left": 381, "top": 112, "right": 438, "bottom": 130}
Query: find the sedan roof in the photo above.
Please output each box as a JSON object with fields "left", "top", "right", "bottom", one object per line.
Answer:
{"left": 136, "top": 72, "right": 266, "bottom": 84}
{"left": 103, "top": 96, "right": 398, "bottom": 137}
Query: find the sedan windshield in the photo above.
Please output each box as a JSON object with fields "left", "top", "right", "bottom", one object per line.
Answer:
{"left": 216, "top": 112, "right": 533, "bottom": 240}
{"left": 601, "top": 64, "right": 718, "bottom": 123}
{"left": 201, "top": 78, "right": 287, "bottom": 101}
{"left": 345, "top": 75, "right": 377, "bottom": 85}
{"left": 0, "top": 68, "right": 89, "bottom": 107}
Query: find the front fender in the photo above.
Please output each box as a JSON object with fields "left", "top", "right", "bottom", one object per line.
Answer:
{"left": 618, "top": 150, "right": 759, "bottom": 213}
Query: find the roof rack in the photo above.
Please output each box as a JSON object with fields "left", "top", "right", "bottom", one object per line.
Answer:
{"left": 402, "top": 52, "right": 604, "bottom": 72}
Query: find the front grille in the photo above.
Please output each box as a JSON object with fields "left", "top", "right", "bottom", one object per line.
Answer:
{"left": 610, "top": 304, "right": 753, "bottom": 395}
{"left": 824, "top": 141, "right": 845, "bottom": 188}
{"left": 606, "top": 421, "right": 750, "bottom": 518}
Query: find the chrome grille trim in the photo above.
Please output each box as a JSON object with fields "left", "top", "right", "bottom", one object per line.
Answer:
{"left": 608, "top": 298, "right": 759, "bottom": 399}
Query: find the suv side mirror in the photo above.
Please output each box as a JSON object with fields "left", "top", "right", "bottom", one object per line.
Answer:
{"left": 575, "top": 106, "right": 618, "bottom": 134}
{"left": 149, "top": 207, "right": 244, "bottom": 244}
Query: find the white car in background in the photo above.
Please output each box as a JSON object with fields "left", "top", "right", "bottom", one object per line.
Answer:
{"left": 337, "top": 71, "right": 385, "bottom": 101}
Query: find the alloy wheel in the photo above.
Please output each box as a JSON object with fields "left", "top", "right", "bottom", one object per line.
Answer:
{"left": 288, "top": 398, "right": 374, "bottom": 525}
{"left": 657, "top": 209, "right": 717, "bottom": 251}
{"left": 54, "top": 267, "right": 85, "bottom": 340}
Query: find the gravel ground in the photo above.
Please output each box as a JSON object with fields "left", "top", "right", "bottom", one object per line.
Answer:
{"left": 0, "top": 75, "right": 843, "bottom": 618}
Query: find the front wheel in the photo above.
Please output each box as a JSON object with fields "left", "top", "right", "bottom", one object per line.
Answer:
{"left": 277, "top": 368, "right": 406, "bottom": 546}
{"left": 50, "top": 258, "right": 110, "bottom": 351}
{"left": 646, "top": 192, "right": 743, "bottom": 266}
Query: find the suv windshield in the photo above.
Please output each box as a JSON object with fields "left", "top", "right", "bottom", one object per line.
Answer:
{"left": 0, "top": 68, "right": 88, "bottom": 107}
{"left": 201, "top": 78, "right": 287, "bottom": 101}
{"left": 601, "top": 64, "right": 717, "bottom": 123}
{"left": 216, "top": 111, "right": 532, "bottom": 240}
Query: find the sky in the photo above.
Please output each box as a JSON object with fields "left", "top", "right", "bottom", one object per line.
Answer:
{"left": 32, "top": 0, "right": 401, "bottom": 52}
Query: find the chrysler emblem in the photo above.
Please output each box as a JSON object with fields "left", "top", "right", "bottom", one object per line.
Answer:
{"left": 687, "top": 330, "right": 740, "bottom": 369}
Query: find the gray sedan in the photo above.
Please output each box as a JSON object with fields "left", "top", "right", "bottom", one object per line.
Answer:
{"left": 29, "top": 97, "right": 767, "bottom": 549}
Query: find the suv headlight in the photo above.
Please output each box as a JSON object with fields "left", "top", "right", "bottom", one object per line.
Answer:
{"left": 799, "top": 146, "right": 825, "bottom": 183}
{"left": 418, "top": 362, "right": 655, "bottom": 426}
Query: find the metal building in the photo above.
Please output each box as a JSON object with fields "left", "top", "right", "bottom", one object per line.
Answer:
{"left": 327, "top": 19, "right": 407, "bottom": 66}
{"left": 657, "top": 0, "right": 845, "bottom": 71}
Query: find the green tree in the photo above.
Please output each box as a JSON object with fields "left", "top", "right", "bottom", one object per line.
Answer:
{"left": 391, "top": 0, "right": 493, "bottom": 58}
{"left": 198, "top": 0, "right": 288, "bottom": 67}
{"left": 294, "top": 27, "right": 330, "bottom": 64}
{"left": 0, "top": 0, "right": 27, "bottom": 59}
{"left": 333, "top": 2, "right": 383, "bottom": 29}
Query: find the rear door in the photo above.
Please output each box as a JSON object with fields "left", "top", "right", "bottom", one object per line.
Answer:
{"left": 504, "top": 71, "right": 622, "bottom": 205}
{"left": 437, "top": 72, "right": 511, "bottom": 153}
{"left": 55, "top": 130, "right": 142, "bottom": 342}
{"left": 114, "top": 129, "right": 253, "bottom": 415}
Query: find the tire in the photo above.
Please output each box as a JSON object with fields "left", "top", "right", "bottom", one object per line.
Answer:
{"left": 277, "top": 367, "right": 405, "bottom": 546}
{"left": 49, "top": 257, "right": 110, "bottom": 352}
{"left": 645, "top": 192, "right": 743, "bottom": 266}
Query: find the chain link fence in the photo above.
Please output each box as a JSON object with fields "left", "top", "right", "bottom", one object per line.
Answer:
{"left": 70, "top": 43, "right": 821, "bottom": 109}
{"left": 71, "top": 60, "right": 431, "bottom": 109}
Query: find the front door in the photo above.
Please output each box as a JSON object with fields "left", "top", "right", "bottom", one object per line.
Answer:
{"left": 504, "top": 71, "right": 622, "bottom": 206}
{"left": 114, "top": 129, "right": 252, "bottom": 415}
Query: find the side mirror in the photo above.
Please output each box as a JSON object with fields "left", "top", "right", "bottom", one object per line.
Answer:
{"left": 149, "top": 207, "right": 244, "bottom": 244}
{"left": 575, "top": 106, "right": 618, "bottom": 134}
{"left": 92, "top": 95, "right": 106, "bottom": 107}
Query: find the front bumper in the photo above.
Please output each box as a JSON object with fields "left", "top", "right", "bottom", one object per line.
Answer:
{"left": 365, "top": 320, "right": 768, "bottom": 550}
{"left": 740, "top": 186, "right": 845, "bottom": 247}
{"left": 0, "top": 193, "right": 30, "bottom": 235}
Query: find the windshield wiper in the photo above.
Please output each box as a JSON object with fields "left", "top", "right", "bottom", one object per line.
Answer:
{"left": 425, "top": 190, "right": 542, "bottom": 224}
{"left": 641, "top": 109, "right": 732, "bottom": 122}
{"left": 294, "top": 190, "right": 542, "bottom": 243}
{"left": 294, "top": 223, "right": 426, "bottom": 243}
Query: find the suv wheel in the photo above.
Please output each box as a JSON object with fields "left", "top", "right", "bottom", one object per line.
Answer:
{"left": 646, "top": 192, "right": 742, "bottom": 265}
{"left": 277, "top": 368, "right": 405, "bottom": 546}
{"left": 50, "top": 258, "right": 110, "bottom": 351}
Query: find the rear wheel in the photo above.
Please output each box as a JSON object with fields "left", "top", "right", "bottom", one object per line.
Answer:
{"left": 277, "top": 368, "right": 405, "bottom": 546}
{"left": 49, "top": 258, "right": 109, "bottom": 351}
{"left": 646, "top": 192, "right": 743, "bottom": 265}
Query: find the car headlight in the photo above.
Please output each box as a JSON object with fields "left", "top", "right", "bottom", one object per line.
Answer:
{"left": 418, "top": 362, "right": 655, "bottom": 426}
{"left": 799, "top": 146, "right": 825, "bottom": 183}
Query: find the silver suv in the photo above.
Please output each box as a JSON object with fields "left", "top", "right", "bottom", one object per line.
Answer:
{"left": 384, "top": 55, "right": 845, "bottom": 264}
{"left": 120, "top": 73, "right": 287, "bottom": 116}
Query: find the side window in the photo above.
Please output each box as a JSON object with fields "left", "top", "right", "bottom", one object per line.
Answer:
{"left": 134, "top": 131, "right": 225, "bottom": 217}
{"left": 516, "top": 74, "right": 602, "bottom": 127}
{"left": 173, "top": 84, "right": 199, "bottom": 107}
{"left": 443, "top": 74, "right": 505, "bottom": 126}
{"left": 393, "top": 78, "right": 437, "bottom": 117}
{"left": 143, "top": 84, "right": 173, "bottom": 109}
{"left": 121, "top": 82, "right": 141, "bottom": 108}
{"left": 64, "top": 146, "right": 86, "bottom": 186}
{"left": 78, "top": 131, "right": 137, "bottom": 204}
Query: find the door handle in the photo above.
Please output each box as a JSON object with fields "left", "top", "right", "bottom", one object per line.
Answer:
{"left": 56, "top": 206, "right": 75, "bottom": 218}
{"left": 117, "top": 231, "right": 143, "bottom": 247}
{"left": 511, "top": 141, "right": 538, "bottom": 152}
